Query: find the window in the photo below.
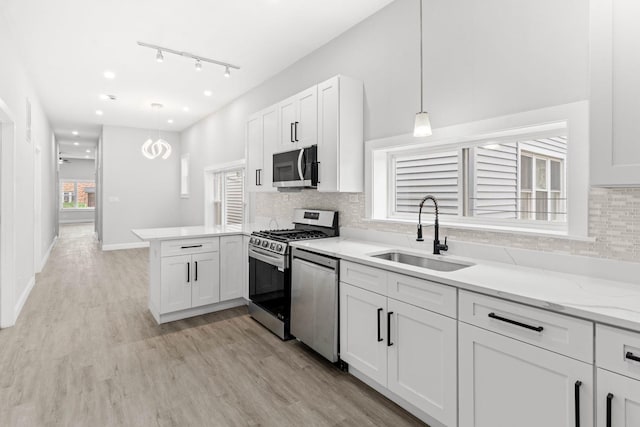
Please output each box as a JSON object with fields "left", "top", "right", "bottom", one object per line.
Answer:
{"left": 180, "top": 154, "right": 189, "bottom": 197}
{"left": 204, "top": 161, "right": 246, "bottom": 227}
{"left": 60, "top": 180, "right": 95, "bottom": 209}
{"left": 367, "top": 102, "right": 589, "bottom": 236}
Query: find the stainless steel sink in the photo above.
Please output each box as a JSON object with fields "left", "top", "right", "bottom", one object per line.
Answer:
{"left": 370, "top": 251, "right": 471, "bottom": 272}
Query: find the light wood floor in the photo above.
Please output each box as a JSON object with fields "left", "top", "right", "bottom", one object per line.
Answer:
{"left": 0, "top": 223, "right": 426, "bottom": 427}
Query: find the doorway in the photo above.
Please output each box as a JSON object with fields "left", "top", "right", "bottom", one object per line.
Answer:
{"left": 0, "top": 98, "right": 16, "bottom": 328}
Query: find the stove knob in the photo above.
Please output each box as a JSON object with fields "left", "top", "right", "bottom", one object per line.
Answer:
{"left": 276, "top": 244, "right": 284, "bottom": 252}
{"left": 254, "top": 238, "right": 260, "bottom": 245}
{"left": 262, "top": 241, "right": 269, "bottom": 248}
{"left": 249, "top": 237, "right": 255, "bottom": 244}
{"left": 270, "top": 243, "right": 276, "bottom": 250}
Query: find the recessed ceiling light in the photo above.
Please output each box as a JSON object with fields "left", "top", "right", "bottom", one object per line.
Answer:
{"left": 86, "top": 149, "right": 91, "bottom": 153}
{"left": 99, "top": 94, "right": 109, "bottom": 100}
{"left": 72, "top": 130, "right": 79, "bottom": 136}
{"left": 183, "top": 106, "right": 189, "bottom": 112}
{"left": 103, "top": 70, "right": 116, "bottom": 79}
{"left": 204, "top": 90, "right": 212, "bottom": 97}
{"left": 73, "top": 142, "right": 79, "bottom": 146}
{"left": 85, "top": 155, "right": 90, "bottom": 158}
{"left": 167, "top": 119, "right": 174, "bottom": 124}
{"left": 95, "top": 110, "right": 104, "bottom": 116}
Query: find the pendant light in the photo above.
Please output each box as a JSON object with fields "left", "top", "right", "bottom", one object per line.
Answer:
{"left": 142, "top": 103, "right": 172, "bottom": 160}
{"left": 414, "top": 0, "right": 432, "bottom": 137}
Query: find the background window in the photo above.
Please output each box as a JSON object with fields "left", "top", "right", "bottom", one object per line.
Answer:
{"left": 211, "top": 169, "right": 245, "bottom": 226}
{"left": 180, "top": 154, "right": 189, "bottom": 197}
{"left": 60, "top": 180, "right": 95, "bottom": 209}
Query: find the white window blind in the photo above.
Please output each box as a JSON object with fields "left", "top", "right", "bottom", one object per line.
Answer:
{"left": 471, "top": 143, "right": 518, "bottom": 219}
{"left": 224, "top": 170, "right": 244, "bottom": 225}
{"left": 393, "top": 150, "right": 459, "bottom": 216}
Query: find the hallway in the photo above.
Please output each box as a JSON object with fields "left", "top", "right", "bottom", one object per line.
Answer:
{"left": 0, "top": 224, "right": 423, "bottom": 426}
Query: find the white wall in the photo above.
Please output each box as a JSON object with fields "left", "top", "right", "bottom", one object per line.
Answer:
{"left": 180, "top": 0, "right": 589, "bottom": 225}
{"left": 101, "top": 126, "right": 181, "bottom": 248}
{"left": 0, "top": 16, "right": 57, "bottom": 326}
{"left": 59, "top": 158, "right": 95, "bottom": 180}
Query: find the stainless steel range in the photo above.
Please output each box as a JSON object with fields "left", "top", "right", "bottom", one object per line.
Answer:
{"left": 248, "top": 209, "right": 339, "bottom": 340}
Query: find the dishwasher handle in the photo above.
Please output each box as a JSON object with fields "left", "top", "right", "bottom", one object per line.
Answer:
{"left": 291, "top": 247, "right": 338, "bottom": 270}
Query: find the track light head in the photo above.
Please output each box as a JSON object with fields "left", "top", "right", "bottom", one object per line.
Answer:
{"left": 224, "top": 66, "right": 230, "bottom": 78}
{"left": 195, "top": 59, "right": 202, "bottom": 71}
{"left": 156, "top": 49, "right": 164, "bottom": 63}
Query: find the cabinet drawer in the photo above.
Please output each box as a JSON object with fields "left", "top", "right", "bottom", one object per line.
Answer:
{"left": 387, "top": 272, "right": 456, "bottom": 318}
{"left": 161, "top": 238, "right": 219, "bottom": 257}
{"left": 459, "top": 291, "right": 593, "bottom": 362}
{"left": 597, "top": 324, "right": 640, "bottom": 381}
{"left": 340, "top": 261, "right": 386, "bottom": 295}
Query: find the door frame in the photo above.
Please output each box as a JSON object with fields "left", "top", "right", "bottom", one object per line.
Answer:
{"left": 0, "top": 98, "right": 17, "bottom": 328}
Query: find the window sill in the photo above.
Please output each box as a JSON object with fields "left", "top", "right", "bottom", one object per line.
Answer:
{"left": 60, "top": 208, "right": 95, "bottom": 212}
{"left": 363, "top": 217, "right": 596, "bottom": 243}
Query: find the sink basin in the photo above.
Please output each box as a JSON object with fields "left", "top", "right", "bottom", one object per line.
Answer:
{"left": 370, "top": 251, "right": 471, "bottom": 272}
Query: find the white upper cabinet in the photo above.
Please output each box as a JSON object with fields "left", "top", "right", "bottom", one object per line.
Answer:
{"left": 277, "top": 86, "right": 318, "bottom": 151}
{"left": 317, "top": 75, "right": 364, "bottom": 193}
{"left": 246, "top": 106, "right": 278, "bottom": 192}
{"left": 590, "top": 0, "right": 640, "bottom": 186}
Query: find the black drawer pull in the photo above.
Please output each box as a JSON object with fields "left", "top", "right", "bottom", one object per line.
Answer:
{"left": 377, "top": 308, "right": 383, "bottom": 342}
{"left": 575, "top": 380, "right": 582, "bottom": 427}
{"left": 387, "top": 311, "right": 393, "bottom": 347}
{"left": 606, "top": 393, "right": 613, "bottom": 427}
{"left": 187, "top": 262, "right": 190, "bottom": 283}
{"left": 488, "top": 312, "right": 544, "bottom": 332}
{"left": 194, "top": 261, "right": 198, "bottom": 281}
{"left": 181, "top": 244, "right": 203, "bottom": 249}
{"left": 626, "top": 351, "right": 640, "bottom": 362}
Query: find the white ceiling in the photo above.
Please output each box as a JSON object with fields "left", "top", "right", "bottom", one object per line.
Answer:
{"left": 59, "top": 139, "right": 97, "bottom": 160}
{"left": 1, "top": 0, "right": 394, "bottom": 141}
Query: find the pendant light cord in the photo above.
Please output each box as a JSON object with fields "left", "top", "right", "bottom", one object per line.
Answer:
{"left": 419, "top": 0, "right": 424, "bottom": 113}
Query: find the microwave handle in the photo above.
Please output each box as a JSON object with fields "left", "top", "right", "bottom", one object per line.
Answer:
{"left": 297, "top": 148, "right": 305, "bottom": 181}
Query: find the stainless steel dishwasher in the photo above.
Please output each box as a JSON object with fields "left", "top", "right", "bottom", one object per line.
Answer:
{"left": 290, "top": 247, "right": 339, "bottom": 362}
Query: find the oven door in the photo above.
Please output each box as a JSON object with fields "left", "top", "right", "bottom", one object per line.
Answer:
{"left": 248, "top": 246, "right": 290, "bottom": 322}
{"left": 272, "top": 145, "right": 317, "bottom": 188}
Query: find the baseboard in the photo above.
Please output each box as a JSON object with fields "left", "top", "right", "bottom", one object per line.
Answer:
{"left": 59, "top": 219, "right": 95, "bottom": 224}
{"left": 14, "top": 276, "right": 35, "bottom": 322}
{"left": 39, "top": 236, "right": 57, "bottom": 272}
{"left": 101, "top": 241, "right": 150, "bottom": 251}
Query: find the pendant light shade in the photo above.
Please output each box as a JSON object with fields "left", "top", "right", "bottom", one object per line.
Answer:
{"left": 413, "top": 112, "right": 432, "bottom": 137}
{"left": 414, "top": 0, "right": 432, "bottom": 138}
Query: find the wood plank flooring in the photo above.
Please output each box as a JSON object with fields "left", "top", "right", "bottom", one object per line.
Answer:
{"left": 0, "top": 223, "right": 426, "bottom": 427}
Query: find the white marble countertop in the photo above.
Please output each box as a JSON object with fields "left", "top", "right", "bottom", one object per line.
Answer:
{"left": 132, "top": 224, "right": 259, "bottom": 241}
{"left": 291, "top": 237, "right": 640, "bottom": 332}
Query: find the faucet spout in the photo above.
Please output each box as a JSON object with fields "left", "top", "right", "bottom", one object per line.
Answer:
{"left": 417, "top": 195, "right": 448, "bottom": 255}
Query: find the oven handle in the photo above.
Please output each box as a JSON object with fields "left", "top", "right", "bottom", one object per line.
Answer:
{"left": 297, "top": 148, "right": 304, "bottom": 181}
{"left": 249, "top": 246, "right": 286, "bottom": 270}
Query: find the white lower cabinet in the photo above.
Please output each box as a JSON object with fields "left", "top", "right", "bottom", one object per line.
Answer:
{"left": 161, "top": 252, "right": 220, "bottom": 313}
{"left": 597, "top": 368, "right": 640, "bottom": 427}
{"left": 340, "top": 281, "right": 457, "bottom": 426}
{"left": 219, "top": 235, "right": 244, "bottom": 301}
{"left": 388, "top": 298, "right": 457, "bottom": 427}
{"left": 340, "top": 282, "right": 388, "bottom": 386}
{"left": 458, "top": 322, "right": 594, "bottom": 427}
{"left": 190, "top": 252, "right": 220, "bottom": 307}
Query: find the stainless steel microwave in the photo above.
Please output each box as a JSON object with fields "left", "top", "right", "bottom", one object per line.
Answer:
{"left": 272, "top": 145, "right": 318, "bottom": 189}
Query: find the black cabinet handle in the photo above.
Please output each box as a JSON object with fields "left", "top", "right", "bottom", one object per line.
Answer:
{"left": 626, "top": 351, "right": 640, "bottom": 362}
{"left": 255, "top": 169, "right": 259, "bottom": 186}
{"left": 258, "top": 169, "right": 262, "bottom": 186}
{"left": 377, "top": 308, "right": 383, "bottom": 342}
{"left": 316, "top": 161, "right": 321, "bottom": 184}
{"left": 574, "top": 380, "right": 582, "bottom": 427}
{"left": 181, "top": 244, "right": 203, "bottom": 249}
{"left": 488, "top": 312, "right": 544, "bottom": 332}
{"left": 606, "top": 393, "right": 613, "bottom": 427}
{"left": 294, "top": 121, "right": 299, "bottom": 142}
{"left": 387, "top": 311, "right": 394, "bottom": 347}
{"left": 290, "top": 123, "right": 294, "bottom": 143}
{"left": 187, "top": 262, "right": 190, "bottom": 283}
{"left": 195, "top": 261, "right": 198, "bottom": 281}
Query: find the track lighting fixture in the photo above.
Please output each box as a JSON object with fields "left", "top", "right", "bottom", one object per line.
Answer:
{"left": 137, "top": 41, "right": 240, "bottom": 76}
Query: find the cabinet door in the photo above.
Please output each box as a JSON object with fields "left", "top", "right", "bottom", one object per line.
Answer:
{"left": 191, "top": 252, "right": 220, "bottom": 308}
{"left": 590, "top": 0, "right": 640, "bottom": 185}
{"left": 160, "top": 255, "right": 192, "bottom": 313}
{"left": 597, "top": 369, "right": 640, "bottom": 427}
{"left": 295, "top": 86, "right": 317, "bottom": 147}
{"left": 242, "top": 236, "right": 249, "bottom": 300}
{"left": 219, "top": 235, "right": 243, "bottom": 301}
{"left": 246, "top": 113, "right": 264, "bottom": 192}
{"left": 340, "top": 283, "right": 388, "bottom": 387}
{"left": 387, "top": 299, "right": 457, "bottom": 427}
{"left": 459, "top": 322, "right": 594, "bottom": 427}
{"left": 278, "top": 96, "right": 297, "bottom": 149}
{"left": 317, "top": 76, "right": 339, "bottom": 192}
{"left": 261, "top": 107, "right": 278, "bottom": 192}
